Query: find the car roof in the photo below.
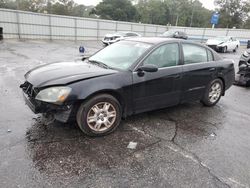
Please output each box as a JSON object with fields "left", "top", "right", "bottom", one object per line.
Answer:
{"left": 125, "top": 37, "right": 182, "bottom": 44}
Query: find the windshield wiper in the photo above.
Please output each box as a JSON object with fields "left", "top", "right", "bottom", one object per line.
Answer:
{"left": 88, "top": 60, "right": 113, "bottom": 69}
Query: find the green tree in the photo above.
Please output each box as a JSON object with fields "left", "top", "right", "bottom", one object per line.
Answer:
{"left": 136, "top": 0, "right": 167, "bottom": 25}
{"left": 91, "top": 0, "right": 138, "bottom": 21}
{"left": 215, "top": 0, "right": 250, "bottom": 28}
{"left": 0, "top": 0, "right": 18, "bottom": 9}
{"left": 50, "top": 0, "right": 76, "bottom": 15}
{"left": 135, "top": 0, "right": 211, "bottom": 27}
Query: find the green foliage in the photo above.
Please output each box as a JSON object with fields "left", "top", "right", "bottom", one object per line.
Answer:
{"left": 91, "top": 0, "right": 137, "bottom": 21}
{"left": 215, "top": 0, "right": 250, "bottom": 28}
{"left": 135, "top": 0, "right": 212, "bottom": 27}
{"left": 136, "top": 0, "right": 167, "bottom": 25}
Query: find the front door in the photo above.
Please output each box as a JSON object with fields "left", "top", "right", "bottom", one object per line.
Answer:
{"left": 132, "top": 43, "right": 183, "bottom": 113}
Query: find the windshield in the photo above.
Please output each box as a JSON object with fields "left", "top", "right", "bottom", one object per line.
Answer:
{"left": 215, "top": 36, "right": 230, "bottom": 42}
{"left": 162, "top": 31, "right": 175, "bottom": 36}
{"left": 89, "top": 41, "right": 152, "bottom": 70}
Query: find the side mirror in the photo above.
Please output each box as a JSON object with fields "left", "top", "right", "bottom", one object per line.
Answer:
{"left": 82, "top": 56, "right": 89, "bottom": 61}
{"left": 137, "top": 64, "right": 158, "bottom": 73}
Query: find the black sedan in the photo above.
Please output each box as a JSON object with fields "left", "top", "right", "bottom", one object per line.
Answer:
{"left": 20, "top": 37, "right": 235, "bottom": 136}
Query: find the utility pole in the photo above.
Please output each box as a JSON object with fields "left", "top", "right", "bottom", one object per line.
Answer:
{"left": 190, "top": 0, "right": 195, "bottom": 27}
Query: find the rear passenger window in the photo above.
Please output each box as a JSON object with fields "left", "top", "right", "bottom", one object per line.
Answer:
{"left": 183, "top": 44, "right": 207, "bottom": 64}
{"left": 207, "top": 49, "right": 214, "bottom": 61}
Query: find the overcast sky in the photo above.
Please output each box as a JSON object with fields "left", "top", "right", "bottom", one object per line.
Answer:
{"left": 74, "top": 0, "right": 216, "bottom": 10}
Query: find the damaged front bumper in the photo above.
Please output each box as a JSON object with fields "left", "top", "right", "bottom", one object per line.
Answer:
{"left": 234, "top": 65, "right": 250, "bottom": 87}
{"left": 21, "top": 85, "right": 75, "bottom": 123}
{"left": 207, "top": 45, "right": 224, "bottom": 52}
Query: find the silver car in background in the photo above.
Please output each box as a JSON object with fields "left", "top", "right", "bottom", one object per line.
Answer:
{"left": 102, "top": 31, "right": 141, "bottom": 46}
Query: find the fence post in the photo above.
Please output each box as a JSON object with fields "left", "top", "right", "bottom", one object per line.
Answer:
{"left": 49, "top": 15, "right": 52, "bottom": 41}
{"left": 74, "top": 18, "right": 77, "bottom": 42}
{"left": 97, "top": 20, "right": 100, "bottom": 41}
{"left": 115, "top": 21, "right": 118, "bottom": 32}
{"left": 226, "top": 28, "right": 229, "bottom": 36}
{"left": 184, "top": 27, "right": 187, "bottom": 33}
{"left": 156, "top": 26, "right": 160, "bottom": 36}
{"left": 202, "top": 28, "right": 206, "bottom": 42}
{"left": 16, "top": 11, "right": 21, "bottom": 40}
{"left": 143, "top": 24, "right": 146, "bottom": 36}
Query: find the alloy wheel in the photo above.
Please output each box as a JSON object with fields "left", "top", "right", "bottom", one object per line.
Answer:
{"left": 208, "top": 82, "right": 222, "bottom": 103}
{"left": 86, "top": 102, "right": 117, "bottom": 132}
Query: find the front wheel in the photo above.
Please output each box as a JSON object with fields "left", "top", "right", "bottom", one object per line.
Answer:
{"left": 201, "top": 79, "right": 223, "bottom": 107}
{"left": 76, "top": 94, "right": 121, "bottom": 136}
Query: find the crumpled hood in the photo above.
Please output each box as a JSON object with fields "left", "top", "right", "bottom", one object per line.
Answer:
{"left": 25, "top": 61, "right": 118, "bottom": 87}
{"left": 206, "top": 39, "right": 224, "bottom": 45}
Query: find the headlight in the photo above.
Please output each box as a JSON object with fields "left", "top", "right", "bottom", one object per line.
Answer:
{"left": 35, "top": 87, "right": 72, "bottom": 104}
{"left": 243, "top": 51, "right": 249, "bottom": 57}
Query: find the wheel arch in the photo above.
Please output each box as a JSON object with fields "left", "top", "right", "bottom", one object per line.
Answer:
{"left": 217, "top": 76, "right": 225, "bottom": 96}
{"left": 76, "top": 89, "right": 126, "bottom": 117}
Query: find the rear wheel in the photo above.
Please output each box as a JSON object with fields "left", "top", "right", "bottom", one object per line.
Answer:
{"left": 233, "top": 45, "right": 238, "bottom": 52}
{"left": 201, "top": 79, "right": 223, "bottom": 107}
{"left": 76, "top": 94, "right": 121, "bottom": 136}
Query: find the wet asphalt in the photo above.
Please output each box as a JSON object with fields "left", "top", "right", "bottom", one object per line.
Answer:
{"left": 0, "top": 40, "right": 250, "bottom": 188}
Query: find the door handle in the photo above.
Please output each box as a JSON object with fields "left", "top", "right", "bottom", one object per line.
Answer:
{"left": 209, "top": 68, "right": 216, "bottom": 72}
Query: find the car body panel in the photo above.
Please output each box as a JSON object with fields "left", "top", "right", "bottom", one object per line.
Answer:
{"left": 132, "top": 66, "right": 182, "bottom": 113}
{"left": 25, "top": 61, "right": 118, "bottom": 87}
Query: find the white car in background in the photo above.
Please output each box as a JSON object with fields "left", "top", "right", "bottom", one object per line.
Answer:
{"left": 102, "top": 31, "right": 141, "bottom": 46}
{"left": 206, "top": 36, "right": 240, "bottom": 53}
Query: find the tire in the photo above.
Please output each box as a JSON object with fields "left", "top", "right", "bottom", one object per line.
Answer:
{"left": 76, "top": 94, "right": 121, "bottom": 136}
{"left": 233, "top": 45, "right": 238, "bottom": 52}
{"left": 222, "top": 46, "right": 227, "bottom": 53}
{"left": 201, "top": 79, "right": 223, "bottom": 107}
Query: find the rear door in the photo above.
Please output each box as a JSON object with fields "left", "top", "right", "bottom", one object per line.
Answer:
{"left": 181, "top": 43, "right": 216, "bottom": 102}
{"left": 132, "top": 42, "right": 183, "bottom": 113}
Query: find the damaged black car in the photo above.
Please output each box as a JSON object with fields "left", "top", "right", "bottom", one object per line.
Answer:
{"left": 20, "top": 37, "right": 235, "bottom": 136}
{"left": 234, "top": 49, "right": 250, "bottom": 87}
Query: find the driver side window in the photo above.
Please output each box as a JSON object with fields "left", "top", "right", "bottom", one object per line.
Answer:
{"left": 144, "top": 43, "right": 179, "bottom": 68}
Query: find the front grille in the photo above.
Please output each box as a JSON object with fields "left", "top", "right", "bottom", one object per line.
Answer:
{"left": 208, "top": 45, "right": 217, "bottom": 50}
{"left": 20, "top": 81, "right": 37, "bottom": 98}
